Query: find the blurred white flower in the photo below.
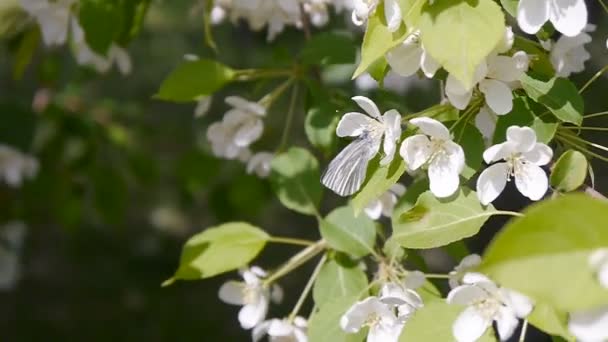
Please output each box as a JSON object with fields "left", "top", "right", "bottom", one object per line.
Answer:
{"left": 207, "top": 96, "right": 266, "bottom": 160}
{"left": 246, "top": 152, "right": 274, "bottom": 178}
{"left": 20, "top": 0, "right": 75, "bottom": 46}
{"left": 0, "top": 144, "right": 38, "bottom": 187}
{"left": 379, "top": 282, "right": 424, "bottom": 319}
{"left": 364, "top": 183, "right": 406, "bottom": 220}
{"left": 71, "top": 20, "right": 132, "bottom": 75}
{"left": 447, "top": 272, "right": 533, "bottom": 342}
{"left": 569, "top": 307, "right": 608, "bottom": 342}
{"left": 219, "top": 266, "right": 283, "bottom": 330}
{"left": 194, "top": 96, "right": 212, "bottom": 118}
{"left": 253, "top": 316, "right": 308, "bottom": 342}
{"left": 517, "top": 0, "right": 587, "bottom": 37}
{"left": 352, "top": 0, "right": 401, "bottom": 32}
{"left": 322, "top": 96, "right": 401, "bottom": 196}
{"left": 0, "top": 221, "right": 26, "bottom": 290}
{"left": 476, "top": 126, "right": 552, "bottom": 205}
{"left": 474, "top": 106, "right": 499, "bottom": 144}
{"left": 386, "top": 30, "right": 439, "bottom": 78}
{"left": 550, "top": 24, "right": 594, "bottom": 77}
{"left": 340, "top": 296, "right": 403, "bottom": 342}
{"left": 400, "top": 117, "right": 465, "bottom": 198}
{"left": 589, "top": 249, "right": 608, "bottom": 289}
{"left": 448, "top": 254, "right": 482, "bottom": 289}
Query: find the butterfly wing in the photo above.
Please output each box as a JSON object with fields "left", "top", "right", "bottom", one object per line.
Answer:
{"left": 321, "top": 136, "right": 375, "bottom": 197}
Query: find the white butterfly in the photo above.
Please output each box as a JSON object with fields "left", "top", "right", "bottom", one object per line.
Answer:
{"left": 321, "top": 96, "right": 402, "bottom": 196}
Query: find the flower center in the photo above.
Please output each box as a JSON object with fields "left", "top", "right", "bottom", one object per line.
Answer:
{"left": 426, "top": 138, "right": 448, "bottom": 166}
{"left": 473, "top": 297, "right": 501, "bottom": 319}
{"left": 243, "top": 285, "right": 261, "bottom": 304}
{"left": 364, "top": 313, "right": 382, "bottom": 328}
{"left": 505, "top": 153, "right": 526, "bottom": 181}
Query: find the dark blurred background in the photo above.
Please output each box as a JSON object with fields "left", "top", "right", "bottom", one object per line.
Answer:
{"left": 0, "top": 0, "right": 607, "bottom": 341}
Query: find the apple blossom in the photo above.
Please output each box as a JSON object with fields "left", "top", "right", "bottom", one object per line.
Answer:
{"left": 322, "top": 96, "right": 401, "bottom": 196}
{"left": 253, "top": 316, "right": 308, "bottom": 342}
{"left": 247, "top": 152, "right": 274, "bottom": 179}
{"left": 399, "top": 117, "right": 465, "bottom": 198}
{"left": 351, "top": 0, "right": 402, "bottom": 32}
{"left": 476, "top": 126, "right": 553, "bottom": 205}
{"left": 0, "top": 144, "right": 38, "bottom": 187}
{"left": 0, "top": 221, "right": 26, "bottom": 290}
{"left": 340, "top": 296, "right": 404, "bottom": 342}
{"left": 364, "top": 183, "right": 406, "bottom": 220}
{"left": 449, "top": 254, "right": 482, "bottom": 289}
{"left": 386, "top": 30, "right": 440, "bottom": 78}
{"left": 517, "top": 0, "right": 587, "bottom": 37}
{"left": 590, "top": 249, "right": 608, "bottom": 289}
{"left": 20, "top": 0, "right": 75, "bottom": 46}
{"left": 569, "top": 308, "right": 608, "bottom": 342}
{"left": 550, "top": 25, "right": 594, "bottom": 77}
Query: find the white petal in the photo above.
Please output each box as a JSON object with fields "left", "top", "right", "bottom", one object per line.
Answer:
{"left": 410, "top": 117, "right": 450, "bottom": 140}
{"left": 271, "top": 284, "right": 283, "bottom": 303}
{"left": 234, "top": 119, "right": 263, "bottom": 147}
{"left": 522, "top": 143, "right": 553, "bottom": 166}
{"left": 506, "top": 126, "right": 537, "bottom": 152}
{"left": 252, "top": 321, "right": 271, "bottom": 342}
{"left": 364, "top": 199, "right": 383, "bottom": 220}
{"left": 268, "top": 319, "right": 294, "bottom": 337}
{"left": 452, "top": 306, "right": 491, "bottom": 342}
{"left": 379, "top": 191, "right": 398, "bottom": 217}
{"left": 381, "top": 109, "right": 402, "bottom": 166}
{"left": 428, "top": 141, "right": 464, "bottom": 198}
{"left": 482, "top": 142, "right": 513, "bottom": 163}
{"left": 368, "top": 322, "right": 403, "bottom": 342}
{"left": 495, "top": 306, "right": 520, "bottom": 341}
{"left": 517, "top": 0, "right": 550, "bottom": 35}
{"left": 111, "top": 45, "right": 132, "bottom": 75}
{"left": 515, "top": 163, "right": 548, "bottom": 201}
{"left": 500, "top": 289, "right": 534, "bottom": 318}
{"left": 225, "top": 96, "right": 266, "bottom": 116}
{"left": 218, "top": 281, "right": 245, "bottom": 305}
{"left": 400, "top": 134, "right": 432, "bottom": 171}
{"left": 352, "top": 96, "right": 381, "bottom": 119}
{"left": 487, "top": 55, "right": 524, "bottom": 83}
{"left": 477, "top": 163, "right": 509, "bottom": 205}
{"left": 447, "top": 285, "right": 488, "bottom": 306}
{"left": 195, "top": 96, "right": 212, "bottom": 117}
{"left": 568, "top": 307, "right": 608, "bottom": 342}
{"left": 475, "top": 107, "right": 498, "bottom": 142}
{"left": 386, "top": 41, "right": 423, "bottom": 77}
{"left": 336, "top": 112, "right": 377, "bottom": 137}
{"left": 390, "top": 183, "right": 407, "bottom": 196}
{"left": 421, "top": 49, "right": 441, "bottom": 78}
{"left": 239, "top": 299, "right": 268, "bottom": 329}
{"left": 494, "top": 26, "right": 514, "bottom": 54}
{"left": 384, "top": 0, "right": 402, "bottom": 32}
{"left": 479, "top": 79, "right": 513, "bottom": 115}
{"left": 340, "top": 297, "right": 385, "bottom": 333}
{"left": 446, "top": 76, "right": 473, "bottom": 110}
{"left": 404, "top": 270, "right": 426, "bottom": 290}
{"left": 549, "top": 0, "right": 588, "bottom": 37}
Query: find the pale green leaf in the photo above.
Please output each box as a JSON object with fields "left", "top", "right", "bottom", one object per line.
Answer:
{"left": 392, "top": 187, "right": 496, "bottom": 249}
{"left": 155, "top": 59, "right": 235, "bottom": 102}
{"left": 351, "top": 157, "right": 406, "bottom": 216}
{"left": 79, "top": 0, "right": 124, "bottom": 54}
{"left": 165, "top": 222, "right": 269, "bottom": 285}
{"left": 500, "top": 0, "right": 518, "bottom": 17}
{"left": 419, "top": 0, "right": 505, "bottom": 88}
{"left": 313, "top": 259, "right": 368, "bottom": 306}
{"left": 320, "top": 206, "right": 376, "bottom": 258}
{"left": 528, "top": 302, "right": 575, "bottom": 341}
{"left": 550, "top": 150, "right": 588, "bottom": 192}
{"left": 493, "top": 95, "right": 558, "bottom": 144}
{"left": 308, "top": 296, "right": 366, "bottom": 342}
{"left": 481, "top": 194, "right": 608, "bottom": 311}
{"left": 305, "top": 106, "right": 340, "bottom": 153}
{"left": 270, "top": 147, "right": 322, "bottom": 216}
{"left": 520, "top": 74, "right": 584, "bottom": 125}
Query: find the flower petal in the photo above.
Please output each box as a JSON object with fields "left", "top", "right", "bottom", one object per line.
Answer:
{"left": 515, "top": 163, "right": 548, "bottom": 201}
{"left": 364, "top": 199, "right": 383, "bottom": 220}
{"left": 475, "top": 106, "right": 498, "bottom": 142}
{"left": 268, "top": 319, "right": 294, "bottom": 337}
{"left": 352, "top": 96, "right": 381, "bottom": 119}
{"left": 238, "top": 299, "right": 269, "bottom": 329}
{"left": 428, "top": 142, "right": 464, "bottom": 198}
{"left": 479, "top": 79, "right": 513, "bottom": 115}
{"left": 340, "top": 297, "right": 385, "bottom": 333}
{"left": 410, "top": 117, "right": 450, "bottom": 140}
{"left": 452, "top": 306, "right": 491, "bottom": 342}
{"left": 234, "top": 119, "right": 263, "bottom": 147}
{"left": 476, "top": 162, "right": 509, "bottom": 205}
{"left": 400, "top": 134, "right": 432, "bottom": 171}
{"left": 336, "top": 112, "right": 376, "bottom": 137}
{"left": 386, "top": 41, "right": 423, "bottom": 77}
{"left": 379, "top": 191, "right": 398, "bottom": 218}
{"left": 252, "top": 321, "right": 271, "bottom": 342}
{"left": 500, "top": 289, "right": 534, "bottom": 318}
{"left": 568, "top": 307, "right": 608, "bottom": 342}
{"left": 384, "top": 0, "right": 403, "bottom": 32}
{"left": 550, "top": 0, "right": 588, "bottom": 37}
{"left": 446, "top": 76, "right": 473, "bottom": 110}
{"left": 368, "top": 322, "right": 403, "bottom": 342}
{"left": 517, "top": 0, "right": 550, "bottom": 35}
{"left": 218, "top": 281, "right": 245, "bottom": 305}
{"left": 522, "top": 143, "right": 553, "bottom": 166}
{"left": 195, "top": 96, "right": 212, "bottom": 117}
{"left": 495, "top": 306, "right": 520, "bottom": 341}
{"left": 447, "top": 285, "right": 489, "bottom": 306}
{"left": 506, "top": 126, "right": 537, "bottom": 152}
{"left": 225, "top": 96, "right": 266, "bottom": 116}
{"left": 381, "top": 109, "right": 402, "bottom": 166}
{"left": 421, "top": 49, "right": 441, "bottom": 78}
{"left": 487, "top": 55, "right": 525, "bottom": 83}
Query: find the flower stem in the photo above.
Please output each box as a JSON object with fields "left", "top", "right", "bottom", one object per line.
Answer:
{"left": 559, "top": 132, "right": 608, "bottom": 154}
{"left": 277, "top": 82, "right": 300, "bottom": 152}
{"left": 235, "top": 68, "right": 294, "bottom": 81}
{"left": 259, "top": 77, "right": 295, "bottom": 108}
{"left": 269, "top": 236, "right": 316, "bottom": 247}
{"left": 288, "top": 253, "right": 327, "bottom": 322}
{"left": 519, "top": 319, "right": 528, "bottom": 342}
{"left": 579, "top": 64, "right": 608, "bottom": 94}
{"left": 563, "top": 126, "right": 608, "bottom": 132}
{"left": 264, "top": 240, "right": 326, "bottom": 287}
{"left": 583, "top": 110, "right": 608, "bottom": 119}
{"left": 557, "top": 133, "right": 608, "bottom": 163}
{"left": 597, "top": 0, "right": 608, "bottom": 14}
{"left": 424, "top": 273, "right": 451, "bottom": 279}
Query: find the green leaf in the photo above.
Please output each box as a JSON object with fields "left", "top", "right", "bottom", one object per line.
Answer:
{"left": 520, "top": 74, "right": 584, "bottom": 125}
{"left": 392, "top": 187, "right": 496, "bottom": 249}
{"left": 550, "top": 150, "right": 588, "bottom": 192}
{"left": 12, "top": 28, "right": 39, "bottom": 80}
{"left": 419, "top": 0, "right": 505, "bottom": 89}
{"left": 305, "top": 106, "right": 340, "bottom": 153}
{"left": 418, "top": 104, "right": 459, "bottom": 122}
{"left": 399, "top": 300, "right": 497, "bottom": 341}
{"left": 480, "top": 194, "right": 608, "bottom": 311}
{"left": 351, "top": 157, "right": 406, "bottom": 216}
{"left": 155, "top": 59, "right": 235, "bottom": 102}
{"left": 528, "top": 302, "right": 575, "bottom": 341}
{"left": 320, "top": 206, "right": 376, "bottom": 258}
{"left": 117, "top": 0, "right": 150, "bottom": 44}
{"left": 353, "top": 2, "right": 409, "bottom": 78}
{"left": 79, "top": 0, "right": 124, "bottom": 54}
{"left": 313, "top": 259, "right": 368, "bottom": 306}
{"left": 493, "top": 95, "right": 558, "bottom": 144}
{"left": 308, "top": 296, "right": 366, "bottom": 342}
{"left": 453, "top": 123, "right": 484, "bottom": 179}
{"left": 270, "top": 147, "right": 322, "bottom": 216}
{"left": 165, "top": 222, "right": 269, "bottom": 285}
{"left": 500, "top": 0, "right": 518, "bottom": 17}
{"left": 302, "top": 32, "right": 357, "bottom": 66}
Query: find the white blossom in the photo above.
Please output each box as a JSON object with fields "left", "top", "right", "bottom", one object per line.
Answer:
{"left": 379, "top": 282, "right": 424, "bottom": 320}
{"left": 590, "top": 249, "right": 608, "bottom": 289}
{"left": 0, "top": 221, "right": 26, "bottom": 290}
{"left": 569, "top": 307, "right": 608, "bottom": 342}
{"left": 71, "top": 20, "right": 132, "bottom": 75}
{"left": 517, "top": 0, "right": 587, "bottom": 37}
{"left": 474, "top": 106, "right": 499, "bottom": 144}
{"left": 322, "top": 96, "right": 401, "bottom": 196}
{"left": 194, "top": 96, "right": 212, "bottom": 118}
{"left": 352, "top": 0, "right": 401, "bottom": 32}
{"left": 449, "top": 254, "right": 482, "bottom": 289}
{"left": 550, "top": 24, "right": 594, "bottom": 77}
{"left": 364, "top": 183, "right": 405, "bottom": 220}
{"left": 340, "top": 297, "right": 403, "bottom": 342}
{"left": 207, "top": 96, "right": 266, "bottom": 160}
{"left": 447, "top": 273, "right": 534, "bottom": 342}
{"left": 399, "top": 117, "right": 465, "bottom": 198}
{"left": 476, "top": 126, "right": 552, "bottom": 205}
{"left": 386, "top": 30, "right": 440, "bottom": 78}
{"left": 218, "top": 266, "right": 283, "bottom": 330}
{"left": 252, "top": 316, "right": 308, "bottom": 342}
{"left": 20, "top": 0, "right": 75, "bottom": 46}
{"left": 0, "top": 144, "right": 38, "bottom": 187}
{"left": 247, "top": 152, "right": 274, "bottom": 179}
